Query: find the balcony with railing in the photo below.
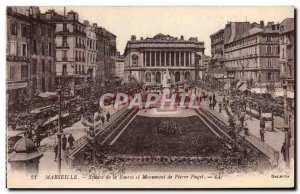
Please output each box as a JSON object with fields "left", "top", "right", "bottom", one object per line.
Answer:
{"left": 6, "top": 55, "right": 29, "bottom": 62}
{"left": 56, "top": 42, "right": 69, "bottom": 49}
{"left": 62, "top": 57, "right": 68, "bottom": 61}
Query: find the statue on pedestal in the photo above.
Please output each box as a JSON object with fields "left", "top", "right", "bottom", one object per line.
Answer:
{"left": 162, "top": 69, "right": 171, "bottom": 87}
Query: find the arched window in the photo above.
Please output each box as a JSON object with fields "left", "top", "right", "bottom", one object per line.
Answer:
{"left": 145, "top": 72, "right": 151, "bottom": 82}
{"left": 175, "top": 71, "right": 180, "bottom": 82}
{"left": 132, "top": 55, "right": 138, "bottom": 66}
{"left": 155, "top": 72, "right": 161, "bottom": 83}
{"left": 184, "top": 72, "right": 190, "bottom": 80}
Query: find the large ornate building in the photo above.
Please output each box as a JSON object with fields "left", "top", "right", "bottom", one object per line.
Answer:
{"left": 124, "top": 33, "right": 205, "bottom": 84}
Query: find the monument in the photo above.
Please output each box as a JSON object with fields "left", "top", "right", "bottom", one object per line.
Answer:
{"left": 162, "top": 69, "right": 171, "bottom": 97}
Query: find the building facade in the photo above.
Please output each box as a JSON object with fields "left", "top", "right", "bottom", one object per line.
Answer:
{"left": 124, "top": 33, "right": 205, "bottom": 84}
{"left": 94, "top": 26, "right": 117, "bottom": 82}
{"left": 84, "top": 21, "right": 97, "bottom": 78}
{"left": 112, "top": 52, "right": 125, "bottom": 78}
{"left": 224, "top": 22, "right": 281, "bottom": 84}
{"left": 279, "top": 18, "right": 294, "bottom": 94}
{"left": 45, "top": 10, "right": 96, "bottom": 95}
{"left": 6, "top": 6, "right": 56, "bottom": 113}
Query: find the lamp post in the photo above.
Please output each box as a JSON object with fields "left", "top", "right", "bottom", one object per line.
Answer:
{"left": 56, "top": 77, "right": 63, "bottom": 174}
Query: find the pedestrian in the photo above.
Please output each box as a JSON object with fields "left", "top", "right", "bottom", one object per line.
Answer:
{"left": 68, "top": 134, "right": 75, "bottom": 149}
{"left": 106, "top": 112, "right": 111, "bottom": 122}
{"left": 54, "top": 143, "right": 58, "bottom": 162}
{"left": 281, "top": 142, "right": 286, "bottom": 161}
{"left": 219, "top": 102, "right": 222, "bottom": 113}
{"left": 244, "top": 123, "right": 249, "bottom": 136}
{"left": 226, "top": 99, "right": 229, "bottom": 105}
{"left": 213, "top": 93, "right": 215, "bottom": 101}
{"left": 209, "top": 96, "right": 212, "bottom": 105}
{"left": 259, "top": 129, "right": 265, "bottom": 142}
{"left": 101, "top": 115, "right": 105, "bottom": 126}
{"left": 62, "top": 134, "right": 67, "bottom": 150}
{"left": 35, "top": 133, "right": 41, "bottom": 147}
{"left": 213, "top": 98, "right": 216, "bottom": 110}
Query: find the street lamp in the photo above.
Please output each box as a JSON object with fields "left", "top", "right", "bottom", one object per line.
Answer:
{"left": 56, "top": 77, "right": 63, "bottom": 174}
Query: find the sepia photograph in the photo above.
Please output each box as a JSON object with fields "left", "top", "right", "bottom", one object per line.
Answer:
{"left": 5, "top": 5, "right": 295, "bottom": 189}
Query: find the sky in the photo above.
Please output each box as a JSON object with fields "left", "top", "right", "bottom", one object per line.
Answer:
{"left": 40, "top": 6, "right": 294, "bottom": 56}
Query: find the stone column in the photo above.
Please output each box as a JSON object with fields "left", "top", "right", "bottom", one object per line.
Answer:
{"left": 164, "top": 51, "right": 166, "bottom": 66}
{"left": 191, "top": 52, "right": 195, "bottom": 66}
{"left": 184, "top": 52, "right": 186, "bottom": 66}
{"left": 169, "top": 52, "right": 171, "bottom": 66}
{"left": 154, "top": 51, "right": 157, "bottom": 66}
{"left": 179, "top": 52, "right": 181, "bottom": 66}
{"left": 188, "top": 52, "right": 191, "bottom": 66}
{"left": 174, "top": 52, "right": 176, "bottom": 66}
{"left": 159, "top": 51, "right": 161, "bottom": 66}
{"left": 144, "top": 51, "right": 147, "bottom": 66}
{"left": 150, "top": 51, "right": 152, "bottom": 66}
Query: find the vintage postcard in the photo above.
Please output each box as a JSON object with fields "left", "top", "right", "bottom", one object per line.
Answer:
{"left": 6, "top": 6, "right": 295, "bottom": 189}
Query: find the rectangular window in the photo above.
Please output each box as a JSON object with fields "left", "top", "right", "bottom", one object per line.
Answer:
{"left": 21, "top": 43, "right": 27, "bottom": 57}
{"left": 266, "top": 46, "right": 271, "bottom": 54}
{"left": 32, "top": 78, "right": 37, "bottom": 90}
{"left": 21, "top": 25, "right": 27, "bottom": 37}
{"left": 21, "top": 65, "right": 28, "bottom": 80}
{"left": 63, "top": 51, "right": 67, "bottom": 61}
{"left": 11, "top": 22, "right": 17, "bottom": 35}
{"left": 62, "top": 36, "right": 67, "bottom": 47}
{"left": 48, "top": 42, "right": 52, "bottom": 56}
{"left": 41, "top": 78, "right": 46, "bottom": 92}
{"left": 41, "top": 42, "right": 45, "bottom": 55}
{"left": 62, "top": 64, "right": 67, "bottom": 75}
{"left": 48, "top": 60, "right": 52, "bottom": 73}
{"left": 31, "top": 59, "right": 37, "bottom": 74}
{"left": 33, "top": 40, "right": 37, "bottom": 54}
{"left": 10, "top": 41, "right": 17, "bottom": 55}
{"left": 48, "top": 77, "right": 52, "bottom": 91}
{"left": 10, "top": 66, "right": 15, "bottom": 80}
{"left": 42, "top": 59, "right": 45, "bottom": 73}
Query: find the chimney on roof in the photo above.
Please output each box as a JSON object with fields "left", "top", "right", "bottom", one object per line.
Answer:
{"left": 260, "top": 21, "right": 264, "bottom": 28}
{"left": 93, "top": 23, "right": 97, "bottom": 28}
{"left": 140, "top": 37, "right": 143, "bottom": 40}
{"left": 131, "top": 35, "right": 136, "bottom": 41}
{"left": 180, "top": 35, "right": 184, "bottom": 40}
{"left": 267, "top": 22, "right": 274, "bottom": 27}
{"left": 83, "top": 20, "right": 89, "bottom": 27}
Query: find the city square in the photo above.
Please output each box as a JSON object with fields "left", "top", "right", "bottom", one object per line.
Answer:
{"left": 6, "top": 6, "right": 295, "bottom": 188}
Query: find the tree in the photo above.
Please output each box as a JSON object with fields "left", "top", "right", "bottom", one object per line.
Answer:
{"left": 80, "top": 78, "right": 102, "bottom": 132}
{"left": 14, "top": 81, "right": 43, "bottom": 138}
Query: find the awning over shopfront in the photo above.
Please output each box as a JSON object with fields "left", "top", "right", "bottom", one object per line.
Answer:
{"left": 250, "top": 88, "right": 267, "bottom": 94}
{"left": 7, "top": 130, "right": 26, "bottom": 138}
{"left": 41, "top": 113, "right": 70, "bottom": 126}
{"left": 224, "top": 82, "right": 231, "bottom": 90}
{"left": 238, "top": 83, "right": 247, "bottom": 92}
{"left": 38, "top": 92, "right": 57, "bottom": 98}
{"left": 273, "top": 89, "right": 294, "bottom": 99}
